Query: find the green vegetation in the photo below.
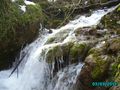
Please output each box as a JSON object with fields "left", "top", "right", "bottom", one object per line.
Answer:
{"left": 100, "top": 4, "right": 120, "bottom": 30}
{"left": 70, "top": 43, "right": 87, "bottom": 62}
{"left": 46, "top": 45, "right": 63, "bottom": 63}
{"left": 0, "top": 0, "right": 44, "bottom": 41}
{"left": 117, "top": 4, "right": 120, "bottom": 11}
{"left": 0, "top": 0, "right": 45, "bottom": 70}
{"left": 91, "top": 54, "right": 109, "bottom": 80}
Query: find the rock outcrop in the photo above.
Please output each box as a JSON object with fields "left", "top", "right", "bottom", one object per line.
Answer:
{"left": 74, "top": 4, "right": 120, "bottom": 90}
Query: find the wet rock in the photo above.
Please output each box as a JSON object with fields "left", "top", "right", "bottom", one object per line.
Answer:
{"left": 96, "top": 29, "right": 107, "bottom": 37}
{"left": 48, "top": 29, "right": 53, "bottom": 33}
{"left": 103, "top": 38, "right": 120, "bottom": 55}
{"left": 75, "top": 27, "right": 97, "bottom": 36}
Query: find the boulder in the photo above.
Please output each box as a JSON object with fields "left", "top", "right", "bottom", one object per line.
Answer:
{"left": 0, "top": 2, "right": 43, "bottom": 70}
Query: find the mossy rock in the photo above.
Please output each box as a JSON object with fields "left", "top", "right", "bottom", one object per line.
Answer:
{"left": 15, "top": 0, "right": 25, "bottom": 5}
{"left": 46, "top": 37, "right": 55, "bottom": 44}
{"left": 110, "top": 59, "right": 119, "bottom": 78}
{"left": 88, "top": 48, "right": 102, "bottom": 56}
{"left": 45, "top": 41, "right": 90, "bottom": 64}
{"left": 115, "top": 64, "right": 120, "bottom": 83}
{"left": 103, "top": 38, "right": 120, "bottom": 55}
{"left": 86, "top": 44, "right": 120, "bottom": 82}
{"left": 107, "top": 55, "right": 120, "bottom": 89}
{"left": 45, "top": 45, "right": 63, "bottom": 63}
{"left": 0, "top": 1, "right": 43, "bottom": 70}
{"left": 86, "top": 54, "right": 110, "bottom": 80}
{"left": 45, "top": 30, "right": 70, "bottom": 44}
{"left": 70, "top": 42, "right": 91, "bottom": 62}
{"left": 61, "top": 41, "right": 74, "bottom": 54}
{"left": 45, "top": 41, "right": 74, "bottom": 63}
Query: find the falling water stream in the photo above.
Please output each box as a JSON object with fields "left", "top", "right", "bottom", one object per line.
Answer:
{"left": 0, "top": 7, "right": 116, "bottom": 90}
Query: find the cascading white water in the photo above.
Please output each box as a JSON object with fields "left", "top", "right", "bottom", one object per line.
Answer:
{"left": 47, "top": 63, "right": 84, "bottom": 90}
{"left": 0, "top": 7, "right": 116, "bottom": 90}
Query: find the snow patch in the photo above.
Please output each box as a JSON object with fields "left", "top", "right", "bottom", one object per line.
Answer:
{"left": 19, "top": 5, "right": 26, "bottom": 12}
{"left": 19, "top": 0, "right": 36, "bottom": 12}
{"left": 24, "top": 0, "right": 36, "bottom": 5}
{"left": 11, "top": 0, "right": 15, "bottom": 2}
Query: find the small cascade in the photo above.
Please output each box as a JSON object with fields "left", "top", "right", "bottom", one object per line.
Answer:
{"left": 47, "top": 63, "right": 83, "bottom": 90}
{"left": 0, "top": 6, "right": 117, "bottom": 90}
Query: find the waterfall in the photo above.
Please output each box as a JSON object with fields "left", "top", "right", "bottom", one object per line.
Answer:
{"left": 0, "top": 6, "right": 116, "bottom": 90}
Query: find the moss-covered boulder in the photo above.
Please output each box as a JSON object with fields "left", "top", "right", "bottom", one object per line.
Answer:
{"left": 45, "top": 45, "right": 63, "bottom": 63}
{"left": 70, "top": 42, "right": 91, "bottom": 63}
{"left": 75, "top": 37, "right": 120, "bottom": 90}
{"left": 0, "top": 1, "right": 44, "bottom": 70}
{"left": 45, "top": 42, "right": 91, "bottom": 64}
{"left": 75, "top": 47, "right": 111, "bottom": 90}
{"left": 89, "top": 54, "right": 110, "bottom": 80}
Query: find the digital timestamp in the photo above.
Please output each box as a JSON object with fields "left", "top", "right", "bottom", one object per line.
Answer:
{"left": 91, "top": 82, "right": 119, "bottom": 87}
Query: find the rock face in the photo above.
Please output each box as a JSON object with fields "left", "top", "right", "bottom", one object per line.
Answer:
{"left": 74, "top": 5, "right": 120, "bottom": 90}
{"left": 75, "top": 38, "right": 120, "bottom": 90}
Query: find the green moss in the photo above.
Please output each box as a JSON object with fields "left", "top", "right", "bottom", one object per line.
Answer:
{"left": 0, "top": 3, "right": 18, "bottom": 40}
{"left": 15, "top": 0, "right": 25, "bottom": 5}
{"left": 117, "top": 4, "right": 120, "bottom": 12}
{"left": 45, "top": 42, "right": 74, "bottom": 64}
{"left": 0, "top": 1, "right": 45, "bottom": 69}
{"left": 46, "top": 30, "right": 69, "bottom": 44}
{"left": 70, "top": 43, "right": 86, "bottom": 57}
{"left": 92, "top": 66, "right": 102, "bottom": 80}
{"left": 46, "top": 37, "right": 55, "bottom": 44}
{"left": 111, "top": 63, "right": 119, "bottom": 76}
{"left": 88, "top": 48, "right": 102, "bottom": 56}
{"left": 70, "top": 43, "right": 88, "bottom": 62}
{"left": 0, "top": 1, "right": 44, "bottom": 41}
{"left": 62, "top": 42, "right": 74, "bottom": 52}
{"left": 20, "top": 4, "right": 44, "bottom": 24}
{"left": 46, "top": 45, "right": 62, "bottom": 63}
{"left": 91, "top": 54, "right": 109, "bottom": 80}
{"left": 115, "top": 63, "right": 120, "bottom": 83}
